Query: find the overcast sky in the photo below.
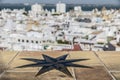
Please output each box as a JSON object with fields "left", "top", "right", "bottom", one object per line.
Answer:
{"left": 0, "top": 0, "right": 120, "bottom": 5}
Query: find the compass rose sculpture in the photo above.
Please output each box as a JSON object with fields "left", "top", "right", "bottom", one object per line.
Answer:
{"left": 16, "top": 54, "right": 92, "bottom": 77}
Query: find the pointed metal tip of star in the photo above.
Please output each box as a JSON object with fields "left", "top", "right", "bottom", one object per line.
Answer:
{"left": 42, "top": 54, "right": 49, "bottom": 56}
{"left": 68, "top": 74, "right": 73, "bottom": 77}
{"left": 82, "top": 65, "right": 93, "bottom": 69}
{"left": 42, "top": 54, "right": 45, "bottom": 56}
{"left": 63, "top": 54, "right": 69, "bottom": 57}
{"left": 20, "top": 58, "right": 27, "bottom": 60}
{"left": 87, "top": 66, "right": 93, "bottom": 69}
{"left": 15, "top": 66, "right": 25, "bottom": 68}
{"left": 42, "top": 54, "right": 47, "bottom": 57}
{"left": 83, "top": 58, "right": 90, "bottom": 61}
{"left": 64, "top": 54, "right": 69, "bottom": 57}
{"left": 79, "top": 58, "right": 91, "bottom": 62}
{"left": 35, "top": 73, "right": 41, "bottom": 77}
{"left": 15, "top": 65, "right": 26, "bottom": 68}
{"left": 15, "top": 66, "right": 22, "bottom": 68}
{"left": 89, "top": 66, "right": 94, "bottom": 69}
{"left": 21, "top": 58, "right": 26, "bottom": 59}
{"left": 20, "top": 58, "right": 31, "bottom": 61}
{"left": 42, "top": 54, "right": 49, "bottom": 58}
{"left": 14, "top": 67, "right": 18, "bottom": 68}
{"left": 66, "top": 72, "right": 73, "bottom": 78}
{"left": 35, "top": 74, "right": 38, "bottom": 77}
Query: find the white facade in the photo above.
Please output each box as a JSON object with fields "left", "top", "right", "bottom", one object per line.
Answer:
{"left": 31, "top": 3, "right": 43, "bottom": 13}
{"left": 117, "top": 35, "right": 120, "bottom": 43}
{"left": 56, "top": 2, "right": 66, "bottom": 13}
{"left": 74, "top": 6, "right": 82, "bottom": 12}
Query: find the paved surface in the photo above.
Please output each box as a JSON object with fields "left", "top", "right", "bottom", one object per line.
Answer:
{"left": 0, "top": 51, "right": 120, "bottom": 80}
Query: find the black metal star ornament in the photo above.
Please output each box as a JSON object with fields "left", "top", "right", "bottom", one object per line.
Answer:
{"left": 16, "top": 54, "right": 92, "bottom": 77}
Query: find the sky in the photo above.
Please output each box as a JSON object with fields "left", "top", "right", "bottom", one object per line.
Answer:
{"left": 0, "top": 0, "right": 120, "bottom": 5}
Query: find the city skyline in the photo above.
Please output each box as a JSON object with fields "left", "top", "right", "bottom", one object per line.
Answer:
{"left": 0, "top": 0, "right": 120, "bottom": 5}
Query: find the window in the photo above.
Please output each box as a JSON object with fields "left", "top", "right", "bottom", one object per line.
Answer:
{"left": 31, "top": 40, "right": 34, "bottom": 43}
{"left": 18, "top": 39, "right": 20, "bottom": 42}
{"left": 36, "top": 41, "right": 38, "bottom": 44}
{"left": 26, "top": 40, "right": 29, "bottom": 43}
{"left": 22, "top": 40, "right": 24, "bottom": 42}
{"left": 43, "top": 40, "right": 45, "bottom": 43}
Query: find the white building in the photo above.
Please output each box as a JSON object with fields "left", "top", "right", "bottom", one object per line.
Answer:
{"left": 116, "top": 34, "right": 120, "bottom": 43}
{"left": 0, "top": 6, "right": 120, "bottom": 51}
{"left": 74, "top": 6, "right": 82, "bottom": 12}
{"left": 56, "top": 2, "right": 66, "bottom": 13}
{"left": 31, "top": 3, "right": 43, "bottom": 14}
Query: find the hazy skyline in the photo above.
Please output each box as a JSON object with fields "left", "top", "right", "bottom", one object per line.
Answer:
{"left": 0, "top": 0, "right": 120, "bottom": 5}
